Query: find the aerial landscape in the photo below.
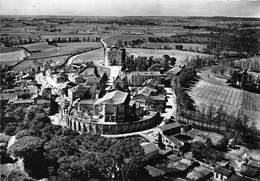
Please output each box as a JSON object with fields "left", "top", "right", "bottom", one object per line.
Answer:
{"left": 1, "top": 0, "right": 260, "bottom": 180}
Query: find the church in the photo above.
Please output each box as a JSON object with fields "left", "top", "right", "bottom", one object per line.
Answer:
{"left": 104, "top": 45, "right": 126, "bottom": 66}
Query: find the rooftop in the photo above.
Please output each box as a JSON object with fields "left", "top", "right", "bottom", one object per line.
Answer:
{"left": 80, "top": 68, "right": 95, "bottom": 77}
{"left": 227, "top": 174, "right": 255, "bottom": 181}
{"left": 131, "top": 71, "right": 161, "bottom": 76}
{"left": 248, "top": 160, "right": 260, "bottom": 169}
{"left": 136, "top": 87, "right": 157, "bottom": 97}
{"left": 164, "top": 135, "right": 183, "bottom": 147}
{"left": 167, "top": 66, "right": 182, "bottom": 76}
{"left": 141, "top": 142, "right": 159, "bottom": 155}
{"left": 10, "top": 99, "right": 34, "bottom": 104}
{"left": 95, "top": 90, "right": 128, "bottom": 105}
{"left": 79, "top": 99, "right": 96, "bottom": 105}
{"left": 145, "top": 165, "right": 165, "bottom": 178}
{"left": 241, "top": 168, "right": 258, "bottom": 178}
{"left": 159, "top": 122, "right": 181, "bottom": 132}
{"left": 214, "top": 166, "right": 233, "bottom": 177}
{"left": 142, "top": 78, "right": 159, "bottom": 87}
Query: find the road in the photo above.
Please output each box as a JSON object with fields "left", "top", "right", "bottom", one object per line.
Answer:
{"left": 160, "top": 87, "right": 177, "bottom": 126}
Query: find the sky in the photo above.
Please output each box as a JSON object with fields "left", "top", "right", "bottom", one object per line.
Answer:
{"left": 0, "top": 0, "right": 259, "bottom": 17}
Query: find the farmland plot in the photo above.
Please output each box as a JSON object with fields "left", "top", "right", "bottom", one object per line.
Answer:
{"left": 72, "top": 48, "right": 104, "bottom": 64}
{"left": 188, "top": 80, "right": 260, "bottom": 129}
{"left": 22, "top": 42, "right": 54, "bottom": 52}
{"left": 14, "top": 42, "right": 102, "bottom": 71}
{"left": 0, "top": 48, "right": 30, "bottom": 66}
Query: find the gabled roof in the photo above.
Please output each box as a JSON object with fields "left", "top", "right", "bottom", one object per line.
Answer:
{"left": 241, "top": 168, "right": 258, "bottom": 178}
{"left": 136, "top": 87, "right": 157, "bottom": 98}
{"left": 167, "top": 66, "right": 182, "bottom": 76}
{"left": 214, "top": 166, "right": 233, "bottom": 177}
{"left": 248, "top": 160, "right": 260, "bottom": 169}
{"left": 150, "top": 95, "right": 165, "bottom": 101}
{"left": 79, "top": 99, "right": 96, "bottom": 105}
{"left": 114, "top": 75, "right": 122, "bottom": 82}
{"left": 85, "top": 76, "right": 101, "bottom": 83}
{"left": 131, "top": 71, "right": 161, "bottom": 76}
{"left": 159, "top": 122, "right": 181, "bottom": 132}
{"left": 145, "top": 165, "right": 165, "bottom": 178}
{"left": 142, "top": 78, "right": 159, "bottom": 87}
{"left": 164, "top": 135, "right": 183, "bottom": 147}
{"left": 80, "top": 68, "right": 95, "bottom": 77}
{"left": 141, "top": 142, "right": 159, "bottom": 155}
{"left": 227, "top": 174, "right": 255, "bottom": 181}
{"left": 95, "top": 90, "right": 128, "bottom": 105}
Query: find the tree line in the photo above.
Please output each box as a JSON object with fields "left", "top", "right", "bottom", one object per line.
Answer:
{"left": 46, "top": 36, "right": 101, "bottom": 44}
{"left": 227, "top": 69, "right": 260, "bottom": 93}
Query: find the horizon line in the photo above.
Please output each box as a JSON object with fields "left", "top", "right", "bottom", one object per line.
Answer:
{"left": 0, "top": 14, "right": 259, "bottom": 19}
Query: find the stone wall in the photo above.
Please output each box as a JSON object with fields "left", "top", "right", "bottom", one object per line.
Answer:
{"left": 67, "top": 112, "right": 161, "bottom": 135}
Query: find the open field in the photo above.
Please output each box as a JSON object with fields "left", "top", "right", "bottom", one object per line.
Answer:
{"left": 139, "top": 42, "right": 207, "bottom": 51}
{"left": 27, "top": 42, "right": 102, "bottom": 59}
{"left": 0, "top": 47, "right": 24, "bottom": 53}
{"left": 127, "top": 48, "right": 211, "bottom": 65}
{"left": 13, "top": 42, "right": 102, "bottom": 71}
{"left": 0, "top": 48, "right": 29, "bottom": 66}
{"left": 72, "top": 48, "right": 104, "bottom": 64}
{"left": 187, "top": 80, "right": 260, "bottom": 129}
{"left": 21, "top": 42, "right": 54, "bottom": 52}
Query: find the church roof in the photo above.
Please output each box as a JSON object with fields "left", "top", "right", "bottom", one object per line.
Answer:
{"left": 95, "top": 90, "right": 128, "bottom": 105}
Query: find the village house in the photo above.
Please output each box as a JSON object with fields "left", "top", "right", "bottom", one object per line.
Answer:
{"left": 79, "top": 67, "right": 96, "bottom": 77}
{"left": 94, "top": 90, "right": 129, "bottom": 122}
{"left": 68, "top": 85, "right": 90, "bottom": 101}
{"left": 241, "top": 168, "right": 259, "bottom": 179}
{"left": 128, "top": 71, "right": 162, "bottom": 86}
{"left": 113, "top": 75, "right": 127, "bottom": 90}
{"left": 142, "top": 78, "right": 165, "bottom": 92}
{"left": 154, "top": 122, "right": 192, "bottom": 153}
{"left": 141, "top": 142, "right": 160, "bottom": 161}
{"left": 214, "top": 166, "right": 234, "bottom": 181}
{"left": 78, "top": 99, "right": 96, "bottom": 112}
{"left": 85, "top": 76, "right": 101, "bottom": 87}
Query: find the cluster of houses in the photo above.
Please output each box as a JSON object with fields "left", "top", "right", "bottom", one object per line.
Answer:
{"left": 139, "top": 121, "right": 260, "bottom": 181}
{"left": 0, "top": 70, "right": 52, "bottom": 113}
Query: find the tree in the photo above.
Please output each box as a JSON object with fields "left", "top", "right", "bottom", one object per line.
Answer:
{"left": 94, "top": 66, "right": 100, "bottom": 77}
{"left": 219, "top": 65, "right": 227, "bottom": 77}
{"left": 100, "top": 72, "right": 108, "bottom": 83}
{"left": 8, "top": 136, "right": 48, "bottom": 179}
{"left": 211, "top": 66, "right": 219, "bottom": 76}
{"left": 108, "top": 137, "right": 145, "bottom": 181}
